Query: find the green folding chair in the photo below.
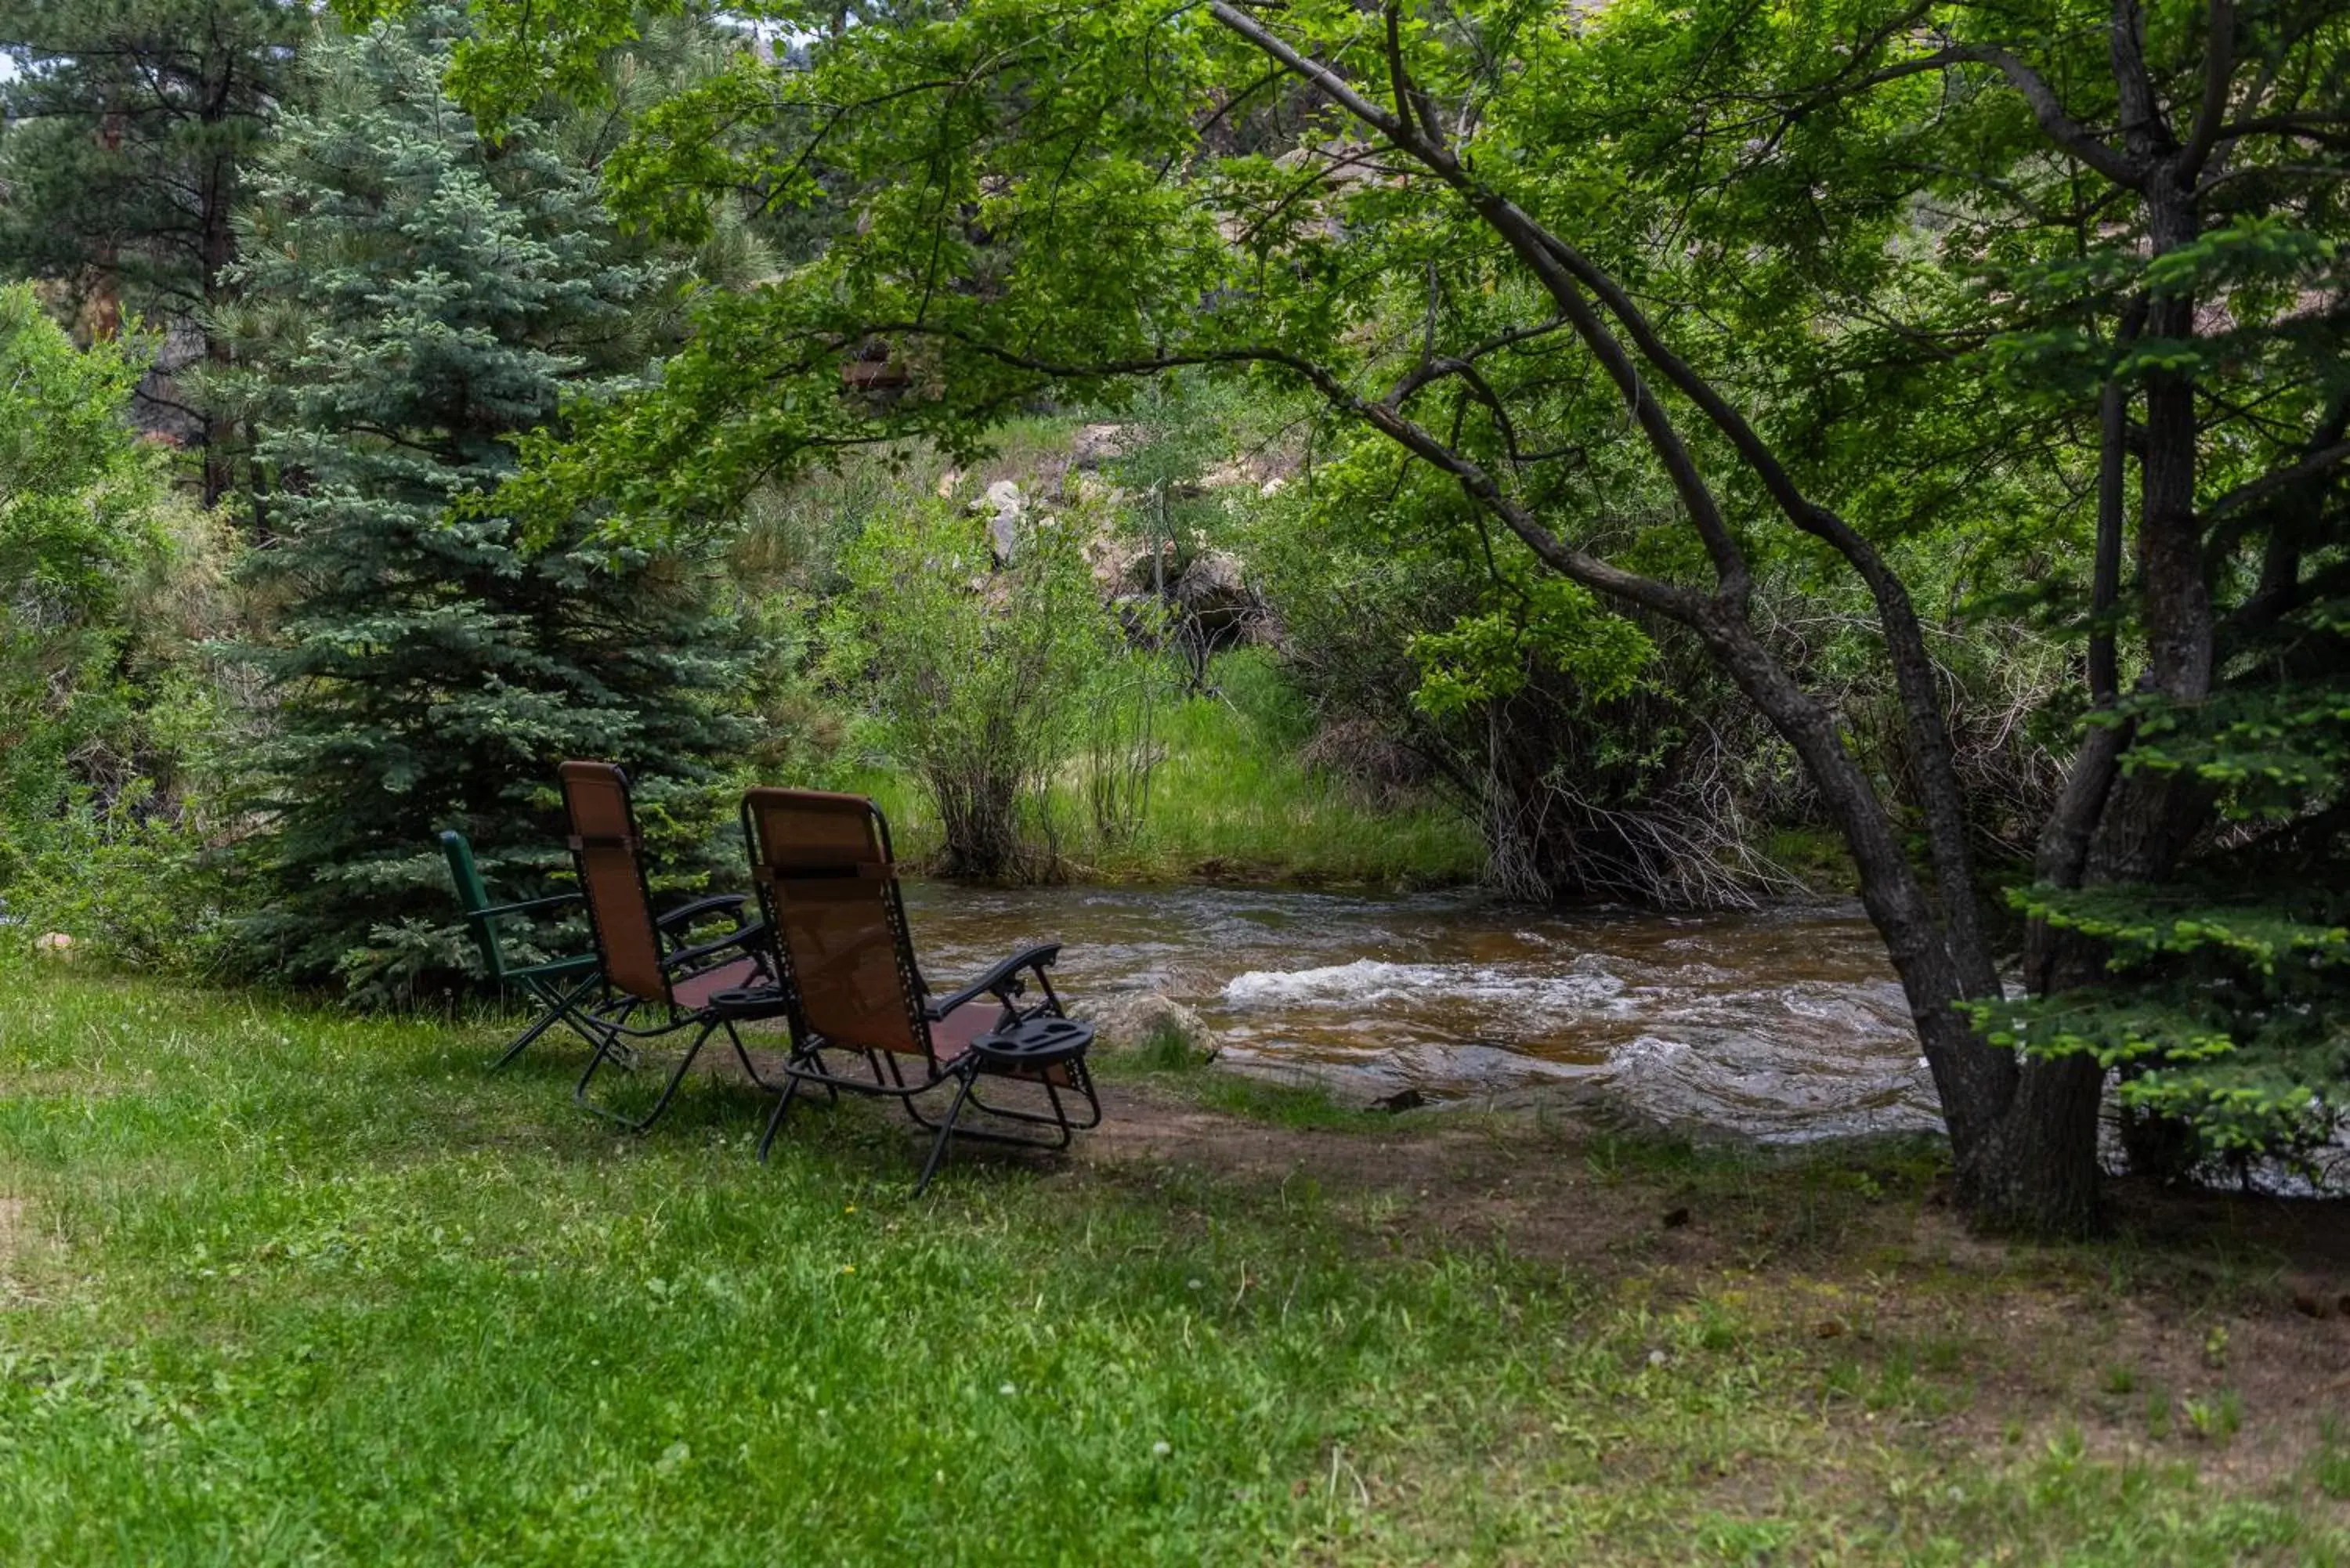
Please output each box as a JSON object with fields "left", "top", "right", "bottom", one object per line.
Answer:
{"left": 440, "top": 829, "right": 611, "bottom": 1068}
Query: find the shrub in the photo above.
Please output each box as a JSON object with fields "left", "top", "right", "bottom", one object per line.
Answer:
{"left": 0, "top": 282, "right": 168, "bottom": 838}
{"left": 824, "top": 498, "right": 1112, "bottom": 880}
{"left": 5, "top": 784, "right": 246, "bottom": 971}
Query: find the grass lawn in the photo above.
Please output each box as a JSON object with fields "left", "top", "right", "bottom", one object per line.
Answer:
{"left": 2, "top": 959, "right": 2347, "bottom": 1563}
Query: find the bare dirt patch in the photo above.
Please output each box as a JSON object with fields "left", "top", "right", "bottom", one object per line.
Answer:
{"left": 0, "top": 1194, "right": 31, "bottom": 1295}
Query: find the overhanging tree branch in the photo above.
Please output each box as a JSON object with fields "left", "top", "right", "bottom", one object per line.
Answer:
{"left": 1202, "top": 1, "right": 1755, "bottom": 605}
{"left": 1210, "top": 0, "right": 2003, "bottom": 999}
{"left": 1834, "top": 40, "right": 2142, "bottom": 186}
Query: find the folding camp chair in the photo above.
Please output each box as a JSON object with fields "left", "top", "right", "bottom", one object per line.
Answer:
{"left": 441, "top": 829, "right": 762, "bottom": 1070}
{"left": 440, "top": 829, "right": 607, "bottom": 1069}
{"left": 560, "top": 761, "right": 787, "bottom": 1131}
{"left": 741, "top": 787, "right": 1100, "bottom": 1194}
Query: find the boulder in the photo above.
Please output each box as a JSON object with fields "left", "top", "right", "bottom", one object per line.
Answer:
{"left": 1198, "top": 454, "right": 1291, "bottom": 495}
{"left": 1173, "top": 548, "right": 1267, "bottom": 643}
{"left": 1071, "top": 422, "right": 1136, "bottom": 468}
{"left": 1086, "top": 535, "right": 1157, "bottom": 597}
{"left": 1173, "top": 547, "right": 1246, "bottom": 607}
{"left": 973, "top": 479, "right": 1025, "bottom": 563}
{"left": 1082, "top": 990, "right": 1220, "bottom": 1064}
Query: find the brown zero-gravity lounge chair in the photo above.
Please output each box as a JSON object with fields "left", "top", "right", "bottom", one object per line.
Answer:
{"left": 440, "top": 827, "right": 760, "bottom": 1071}
{"left": 559, "top": 761, "right": 788, "bottom": 1133}
{"left": 740, "top": 787, "right": 1100, "bottom": 1194}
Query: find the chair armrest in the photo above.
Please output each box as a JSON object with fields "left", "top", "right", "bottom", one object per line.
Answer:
{"left": 660, "top": 918, "right": 768, "bottom": 975}
{"left": 465, "top": 892, "right": 583, "bottom": 924}
{"left": 927, "top": 943, "right": 1063, "bottom": 1018}
{"left": 656, "top": 894, "right": 747, "bottom": 934}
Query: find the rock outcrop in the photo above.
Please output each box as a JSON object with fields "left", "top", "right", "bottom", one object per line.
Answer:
{"left": 1070, "top": 423, "right": 1136, "bottom": 468}
{"left": 974, "top": 479, "right": 1025, "bottom": 564}
{"left": 1173, "top": 549, "right": 1269, "bottom": 645}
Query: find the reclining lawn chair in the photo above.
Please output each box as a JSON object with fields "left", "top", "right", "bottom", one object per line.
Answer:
{"left": 560, "top": 761, "right": 788, "bottom": 1131}
{"left": 741, "top": 787, "right": 1099, "bottom": 1194}
{"left": 440, "top": 827, "right": 760, "bottom": 1070}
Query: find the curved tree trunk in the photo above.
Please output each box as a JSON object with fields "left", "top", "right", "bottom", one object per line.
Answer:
{"left": 1187, "top": 0, "right": 2261, "bottom": 1237}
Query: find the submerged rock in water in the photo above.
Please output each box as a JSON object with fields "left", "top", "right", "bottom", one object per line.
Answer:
{"left": 1084, "top": 991, "right": 1221, "bottom": 1064}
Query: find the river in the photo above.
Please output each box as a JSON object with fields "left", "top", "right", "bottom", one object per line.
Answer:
{"left": 899, "top": 882, "right": 1941, "bottom": 1142}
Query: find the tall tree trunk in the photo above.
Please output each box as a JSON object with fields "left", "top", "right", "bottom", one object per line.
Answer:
{"left": 88, "top": 109, "right": 126, "bottom": 343}
{"left": 1689, "top": 605, "right": 2019, "bottom": 1155}
{"left": 197, "top": 63, "right": 243, "bottom": 510}
{"left": 1962, "top": 1056, "right": 2109, "bottom": 1234}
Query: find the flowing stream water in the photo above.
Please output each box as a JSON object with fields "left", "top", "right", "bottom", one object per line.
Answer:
{"left": 900, "top": 882, "right": 1942, "bottom": 1142}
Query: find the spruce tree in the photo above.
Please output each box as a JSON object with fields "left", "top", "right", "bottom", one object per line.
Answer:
{"left": 227, "top": 9, "right": 744, "bottom": 1000}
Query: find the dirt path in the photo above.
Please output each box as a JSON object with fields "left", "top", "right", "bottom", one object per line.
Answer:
{"left": 0, "top": 1194, "right": 30, "bottom": 1301}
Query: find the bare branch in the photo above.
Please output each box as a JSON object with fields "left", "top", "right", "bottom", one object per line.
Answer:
{"left": 1386, "top": 313, "right": 1569, "bottom": 399}
{"left": 1383, "top": 1, "right": 1423, "bottom": 145}
{"left": 2106, "top": 0, "right": 2167, "bottom": 163}
{"left": 2089, "top": 302, "right": 2147, "bottom": 706}
{"left": 1829, "top": 42, "right": 2141, "bottom": 186}
{"left": 1979, "top": 38, "right": 2146, "bottom": 186}
{"left": 2206, "top": 112, "right": 2350, "bottom": 147}
{"left": 2175, "top": 0, "right": 2236, "bottom": 183}
{"left": 1206, "top": 0, "right": 1754, "bottom": 602}
{"left": 1206, "top": 0, "right": 1409, "bottom": 142}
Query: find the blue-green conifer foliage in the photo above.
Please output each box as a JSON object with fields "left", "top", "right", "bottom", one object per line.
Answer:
{"left": 227, "top": 10, "right": 743, "bottom": 999}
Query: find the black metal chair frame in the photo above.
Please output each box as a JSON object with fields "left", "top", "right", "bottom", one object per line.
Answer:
{"left": 559, "top": 764, "right": 786, "bottom": 1134}
{"left": 742, "top": 791, "right": 1101, "bottom": 1194}
{"left": 577, "top": 981, "right": 789, "bottom": 1135}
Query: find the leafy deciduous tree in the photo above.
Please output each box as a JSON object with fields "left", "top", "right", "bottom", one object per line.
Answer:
{"left": 0, "top": 280, "right": 167, "bottom": 847}
{"left": 396, "top": 0, "right": 2346, "bottom": 1230}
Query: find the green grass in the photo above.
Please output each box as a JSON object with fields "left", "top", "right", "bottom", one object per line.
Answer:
{"left": 851, "top": 651, "right": 1485, "bottom": 888}
{"left": 1760, "top": 826, "right": 1860, "bottom": 895}
{"left": 1, "top": 960, "right": 2345, "bottom": 1563}
{"left": 1180, "top": 1071, "right": 1376, "bottom": 1129}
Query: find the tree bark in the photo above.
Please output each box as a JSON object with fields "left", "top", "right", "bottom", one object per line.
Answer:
{"left": 1961, "top": 1056, "right": 2108, "bottom": 1235}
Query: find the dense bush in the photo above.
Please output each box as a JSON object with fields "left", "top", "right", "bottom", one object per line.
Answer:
{"left": 0, "top": 284, "right": 255, "bottom": 963}
{"left": 0, "top": 284, "right": 169, "bottom": 836}
{"left": 1242, "top": 426, "right": 1799, "bottom": 907}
